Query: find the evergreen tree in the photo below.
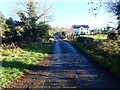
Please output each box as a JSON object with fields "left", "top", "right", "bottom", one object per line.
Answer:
{"left": 17, "top": 0, "right": 51, "bottom": 41}
{"left": 17, "top": 0, "right": 38, "bottom": 39}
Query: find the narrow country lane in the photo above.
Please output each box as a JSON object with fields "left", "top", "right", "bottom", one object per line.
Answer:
{"left": 37, "top": 35, "right": 120, "bottom": 88}
{"left": 6, "top": 35, "right": 120, "bottom": 88}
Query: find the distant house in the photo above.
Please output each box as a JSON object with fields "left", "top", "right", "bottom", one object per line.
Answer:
{"left": 72, "top": 25, "right": 90, "bottom": 35}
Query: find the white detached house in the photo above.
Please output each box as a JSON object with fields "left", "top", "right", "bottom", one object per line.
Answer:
{"left": 72, "top": 25, "right": 90, "bottom": 35}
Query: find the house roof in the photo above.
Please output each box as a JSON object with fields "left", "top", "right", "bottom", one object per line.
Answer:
{"left": 72, "top": 25, "right": 89, "bottom": 28}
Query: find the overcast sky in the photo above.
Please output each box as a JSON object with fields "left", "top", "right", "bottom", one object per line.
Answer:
{"left": 0, "top": 0, "right": 117, "bottom": 29}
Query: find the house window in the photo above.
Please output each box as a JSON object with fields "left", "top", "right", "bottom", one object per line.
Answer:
{"left": 81, "top": 28, "right": 83, "bottom": 30}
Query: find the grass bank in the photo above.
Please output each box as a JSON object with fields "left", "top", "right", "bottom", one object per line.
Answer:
{"left": 67, "top": 34, "right": 120, "bottom": 78}
{"left": 80, "top": 34, "right": 107, "bottom": 40}
{"left": 1, "top": 43, "right": 52, "bottom": 88}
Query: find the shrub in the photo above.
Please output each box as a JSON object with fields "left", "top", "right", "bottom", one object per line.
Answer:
{"left": 76, "top": 37, "right": 93, "bottom": 42}
{"left": 107, "top": 33, "right": 118, "bottom": 40}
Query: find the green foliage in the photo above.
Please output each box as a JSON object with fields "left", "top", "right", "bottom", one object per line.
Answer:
{"left": 107, "top": 33, "right": 119, "bottom": 40}
{"left": 17, "top": 11, "right": 28, "bottom": 24}
{"left": 60, "top": 32, "right": 66, "bottom": 39}
{"left": 1, "top": 43, "right": 51, "bottom": 88}
{"left": 2, "top": 17, "right": 23, "bottom": 43}
{"left": 5, "top": 17, "right": 14, "bottom": 26}
{"left": 3, "top": 28, "right": 22, "bottom": 43}
{"left": 37, "top": 23, "right": 51, "bottom": 40}
{"left": 56, "top": 31, "right": 66, "bottom": 39}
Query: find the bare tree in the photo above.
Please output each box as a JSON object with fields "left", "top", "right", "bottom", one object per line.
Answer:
{"left": 88, "top": 0, "right": 120, "bottom": 31}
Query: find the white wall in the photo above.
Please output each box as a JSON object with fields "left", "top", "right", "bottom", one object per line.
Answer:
{"left": 79, "top": 27, "right": 90, "bottom": 34}
{"left": 72, "top": 27, "right": 90, "bottom": 35}
{"left": 72, "top": 28, "right": 79, "bottom": 34}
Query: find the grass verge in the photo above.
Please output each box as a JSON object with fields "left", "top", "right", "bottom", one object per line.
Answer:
{"left": 66, "top": 35, "right": 120, "bottom": 79}
{"left": 72, "top": 41, "right": 120, "bottom": 78}
{"left": 1, "top": 43, "right": 52, "bottom": 88}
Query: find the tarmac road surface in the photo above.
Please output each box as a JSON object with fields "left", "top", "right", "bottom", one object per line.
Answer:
{"left": 6, "top": 35, "right": 120, "bottom": 88}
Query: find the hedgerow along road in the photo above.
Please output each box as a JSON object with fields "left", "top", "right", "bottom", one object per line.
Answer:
{"left": 6, "top": 35, "right": 120, "bottom": 88}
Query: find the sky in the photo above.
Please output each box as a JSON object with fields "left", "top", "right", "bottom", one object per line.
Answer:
{"left": 0, "top": 0, "right": 117, "bottom": 29}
